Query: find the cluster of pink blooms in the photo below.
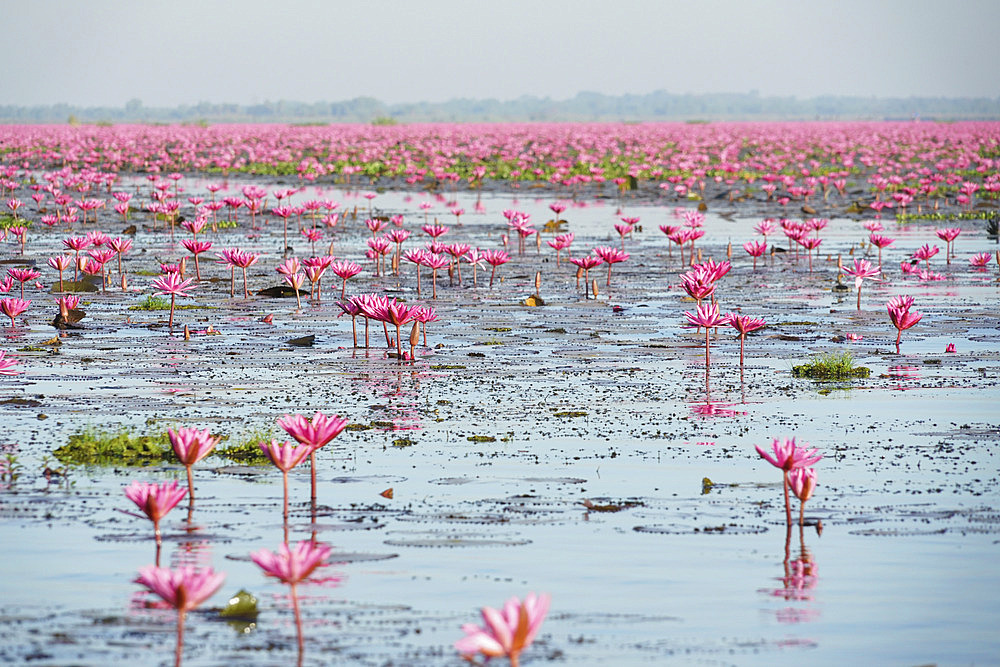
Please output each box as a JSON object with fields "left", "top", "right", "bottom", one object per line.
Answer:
{"left": 678, "top": 257, "right": 765, "bottom": 366}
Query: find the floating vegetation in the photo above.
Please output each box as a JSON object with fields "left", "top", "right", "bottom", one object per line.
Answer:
{"left": 430, "top": 364, "right": 467, "bottom": 370}
{"left": 792, "top": 352, "right": 871, "bottom": 380}
{"left": 129, "top": 295, "right": 171, "bottom": 311}
{"left": 214, "top": 431, "right": 272, "bottom": 465}
{"left": 466, "top": 434, "right": 496, "bottom": 443}
{"left": 582, "top": 499, "right": 643, "bottom": 513}
{"left": 345, "top": 423, "right": 372, "bottom": 431}
{"left": 897, "top": 210, "right": 995, "bottom": 223}
{"left": 129, "top": 295, "right": 213, "bottom": 311}
{"left": 392, "top": 437, "right": 416, "bottom": 447}
{"left": 552, "top": 410, "right": 588, "bottom": 418}
{"left": 53, "top": 427, "right": 173, "bottom": 466}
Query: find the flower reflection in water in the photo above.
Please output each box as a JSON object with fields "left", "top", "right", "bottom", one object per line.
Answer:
{"left": 887, "top": 365, "right": 921, "bottom": 391}
{"left": 761, "top": 522, "right": 823, "bottom": 626}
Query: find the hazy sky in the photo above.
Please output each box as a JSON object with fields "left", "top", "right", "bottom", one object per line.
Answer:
{"left": 4, "top": 0, "right": 998, "bottom": 107}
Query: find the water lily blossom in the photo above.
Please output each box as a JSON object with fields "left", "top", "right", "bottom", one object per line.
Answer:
{"left": 455, "top": 592, "right": 551, "bottom": 667}
{"left": 152, "top": 273, "right": 196, "bottom": 329}
{"left": 756, "top": 437, "right": 822, "bottom": 525}
{"left": 124, "top": 480, "right": 188, "bottom": 548}
{"left": 135, "top": 565, "right": 225, "bottom": 667}
{"left": 278, "top": 411, "right": 349, "bottom": 504}
{"left": 789, "top": 467, "right": 817, "bottom": 526}
{"left": 887, "top": 295, "right": 922, "bottom": 352}
{"left": 252, "top": 540, "right": 333, "bottom": 662}
{"left": 167, "top": 427, "right": 221, "bottom": 501}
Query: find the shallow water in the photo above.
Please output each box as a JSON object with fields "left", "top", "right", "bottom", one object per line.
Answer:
{"left": 1, "top": 181, "right": 999, "bottom": 665}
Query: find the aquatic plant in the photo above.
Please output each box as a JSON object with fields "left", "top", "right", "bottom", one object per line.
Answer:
{"left": 278, "top": 411, "right": 349, "bottom": 505}
{"left": 455, "top": 592, "right": 551, "bottom": 667}
{"left": 135, "top": 565, "right": 225, "bottom": 667}
{"left": 482, "top": 249, "right": 510, "bottom": 288}
{"left": 54, "top": 427, "right": 173, "bottom": 466}
{"left": 683, "top": 301, "right": 726, "bottom": 367}
{"left": 251, "top": 540, "right": 333, "bottom": 663}
{"left": 789, "top": 467, "right": 817, "bottom": 527}
{"left": 0, "top": 349, "right": 19, "bottom": 376}
{"left": 568, "top": 254, "right": 602, "bottom": 298}
{"left": 258, "top": 439, "right": 312, "bottom": 533}
{"left": 6, "top": 268, "right": 39, "bottom": 300}
{"left": 935, "top": 227, "right": 961, "bottom": 263}
{"left": 841, "top": 258, "right": 881, "bottom": 311}
{"left": 167, "top": 427, "right": 221, "bottom": 502}
{"left": 47, "top": 255, "right": 73, "bottom": 292}
{"left": 792, "top": 352, "right": 870, "bottom": 380}
{"left": 152, "top": 272, "right": 196, "bottom": 329}
{"left": 130, "top": 295, "right": 171, "bottom": 311}
{"left": 743, "top": 240, "right": 767, "bottom": 270}
{"left": 593, "top": 245, "right": 629, "bottom": 287}
{"left": 887, "top": 295, "right": 922, "bottom": 353}
{"left": 124, "top": 480, "right": 187, "bottom": 554}
{"left": 755, "top": 437, "right": 822, "bottom": 526}
{"left": 723, "top": 312, "right": 766, "bottom": 366}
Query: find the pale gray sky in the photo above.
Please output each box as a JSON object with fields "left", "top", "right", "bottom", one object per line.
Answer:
{"left": 4, "top": 0, "right": 998, "bottom": 107}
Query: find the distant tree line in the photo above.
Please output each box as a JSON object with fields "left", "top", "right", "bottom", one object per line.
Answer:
{"left": 1, "top": 90, "right": 998, "bottom": 124}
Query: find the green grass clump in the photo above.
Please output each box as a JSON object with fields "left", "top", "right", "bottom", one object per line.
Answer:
{"left": 53, "top": 428, "right": 173, "bottom": 466}
{"left": 792, "top": 352, "right": 871, "bottom": 380}
{"left": 130, "top": 295, "right": 171, "bottom": 311}
{"left": 128, "top": 295, "right": 211, "bottom": 311}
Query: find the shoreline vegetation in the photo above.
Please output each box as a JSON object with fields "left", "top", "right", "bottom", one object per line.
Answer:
{"left": 3, "top": 90, "right": 1000, "bottom": 125}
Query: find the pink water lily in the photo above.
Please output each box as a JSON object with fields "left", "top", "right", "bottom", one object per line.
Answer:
{"left": 455, "top": 592, "right": 551, "bottom": 667}
{"left": 789, "top": 467, "right": 817, "bottom": 527}
{"left": 259, "top": 439, "right": 313, "bottom": 533}
{"left": 683, "top": 301, "right": 726, "bottom": 366}
{"left": 841, "top": 258, "right": 881, "bottom": 310}
{"left": 887, "top": 296, "right": 922, "bottom": 352}
{"left": 0, "top": 349, "right": 20, "bottom": 376}
{"left": 252, "top": 540, "right": 333, "bottom": 662}
{"left": 167, "top": 427, "right": 220, "bottom": 501}
{"left": 723, "top": 312, "right": 766, "bottom": 366}
{"left": 278, "top": 411, "right": 349, "bottom": 505}
{"left": 135, "top": 565, "right": 225, "bottom": 667}
{"left": 124, "top": 480, "right": 188, "bottom": 551}
{"left": 0, "top": 297, "right": 30, "bottom": 328}
{"left": 152, "top": 273, "right": 196, "bottom": 329}
{"left": 756, "top": 437, "right": 822, "bottom": 526}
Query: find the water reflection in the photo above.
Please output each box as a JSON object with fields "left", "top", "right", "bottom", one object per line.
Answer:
{"left": 760, "top": 523, "right": 821, "bottom": 625}
{"left": 351, "top": 367, "right": 425, "bottom": 433}
{"left": 687, "top": 364, "right": 747, "bottom": 418}
{"left": 887, "top": 365, "right": 921, "bottom": 391}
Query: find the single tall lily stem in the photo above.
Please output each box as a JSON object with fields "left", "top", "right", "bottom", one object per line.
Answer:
{"left": 782, "top": 470, "right": 792, "bottom": 526}
{"left": 309, "top": 452, "right": 318, "bottom": 507}
{"left": 291, "top": 581, "right": 305, "bottom": 667}
{"left": 174, "top": 609, "right": 186, "bottom": 667}
{"left": 282, "top": 469, "right": 291, "bottom": 543}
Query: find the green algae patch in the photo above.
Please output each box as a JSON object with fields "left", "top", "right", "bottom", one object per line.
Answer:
{"left": 54, "top": 428, "right": 173, "bottom": 466}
